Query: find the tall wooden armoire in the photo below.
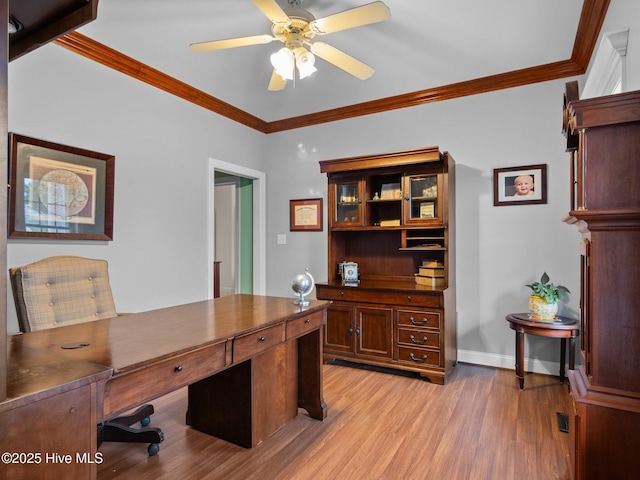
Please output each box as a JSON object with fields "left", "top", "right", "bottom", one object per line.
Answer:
{"left": 562, "top": 83, "right": 640, "bottom": 480}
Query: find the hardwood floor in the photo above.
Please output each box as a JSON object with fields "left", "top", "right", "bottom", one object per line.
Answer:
{"left": 98, "top": 363, "right": 572, "bottom": 480}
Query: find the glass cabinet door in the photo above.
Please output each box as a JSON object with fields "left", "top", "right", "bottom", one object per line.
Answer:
{"left": 332, "top": 179, "right": 362, "bottom": 226}
{"left": 403, "top": 174, "right": 442, "bottom": 224}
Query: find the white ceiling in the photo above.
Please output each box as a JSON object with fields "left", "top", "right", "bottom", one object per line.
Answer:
{"left": 77, "top": 0, "right": 584, "bottom": 122}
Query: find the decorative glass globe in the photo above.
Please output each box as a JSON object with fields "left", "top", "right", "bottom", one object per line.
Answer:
{"left": 291, "top": 269, "right": 315, "bottom": 306}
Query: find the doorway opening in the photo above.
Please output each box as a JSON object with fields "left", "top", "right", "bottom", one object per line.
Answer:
{"left": 209, "top": 159, "right": 266, "bottom": 297}
{"left": 214, "top": 174, "right": 252, "bottom": 294}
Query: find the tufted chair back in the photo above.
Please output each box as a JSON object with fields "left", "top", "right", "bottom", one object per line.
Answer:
{"left": 10, "top": 256, "right": 118, "bottom": 333}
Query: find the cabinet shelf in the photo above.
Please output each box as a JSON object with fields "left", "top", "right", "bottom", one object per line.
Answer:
{"left": 399, "top": 247, "right": 446, "bottom": 251}
{"left": 406, "top": 236, "right": 445, "bottom": 241}
{"left": 410, "top": 196, "right": 438, "bottom": 201}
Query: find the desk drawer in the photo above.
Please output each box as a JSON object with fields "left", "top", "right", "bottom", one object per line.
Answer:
{"left": 232, "top": 322, "right": 286, "bottom": 364}
{"left": 287, "top": 310, "right": 325, "bottom": 340}
{"left": 104, "top": 341, "right": 226, "bottom": 417}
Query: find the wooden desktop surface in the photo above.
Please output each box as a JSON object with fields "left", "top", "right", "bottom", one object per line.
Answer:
{"left": 3, "top": 342, "right": 112, "bottom": 409}
{"left": 11, "top": 294, "right": 327, "bottom": 373}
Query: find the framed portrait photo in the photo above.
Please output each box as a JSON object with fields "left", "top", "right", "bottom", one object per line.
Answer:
{"left": 8, "top": 133, "right": 115, "bottom": 240}
{"left": 290, "top": 198, "right": 323, "bottom": 232}
{"left": 493, "top": 164, "right": 547, "bottom": 206}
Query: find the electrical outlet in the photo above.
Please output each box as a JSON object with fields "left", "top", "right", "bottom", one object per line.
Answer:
{"left": 277, "top": 234, "right": 287, "bottom": 245}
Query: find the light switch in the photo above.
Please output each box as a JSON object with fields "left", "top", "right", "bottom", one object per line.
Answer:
{"left": 277, "top": 234, "right": 287, "bottom": 245}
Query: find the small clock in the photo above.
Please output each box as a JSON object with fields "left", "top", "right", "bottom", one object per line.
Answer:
{"left": 340, "top": 262, "right": 359, "bottom": 283}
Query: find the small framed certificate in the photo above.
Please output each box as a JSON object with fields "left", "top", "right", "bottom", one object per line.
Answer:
{"left": 290, "top": 198, "right": 323, "bottom": 231}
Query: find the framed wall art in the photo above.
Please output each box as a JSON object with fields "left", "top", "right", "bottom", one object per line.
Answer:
{"left": 290, "top": 198, "right": 323, "bottom": 232}
{"left": 493, "top": 164, "right": 547, "bottom": 206}
{"left": 8, "top": 133, "right": 115, "bottom": 240}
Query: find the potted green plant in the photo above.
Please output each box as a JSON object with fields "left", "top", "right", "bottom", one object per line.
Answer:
{"left": 526, "top": 272, "right": 570, "bottom": 321}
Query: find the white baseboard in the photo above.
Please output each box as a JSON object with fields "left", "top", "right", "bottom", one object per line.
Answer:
{"left": 457, "top": 349, "right": 561, "bottom": 376}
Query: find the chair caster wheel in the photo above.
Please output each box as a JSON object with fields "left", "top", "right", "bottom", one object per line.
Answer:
{"left": 141, "top": 416, "right": 151, "bottom": 427}
{"left": 148, "top": 443, "right": 160, "bottom": 456}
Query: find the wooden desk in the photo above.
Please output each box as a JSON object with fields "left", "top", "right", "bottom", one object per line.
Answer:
{"left": 0, "top": 295, "right": 328, "bottom": 480}
{"left": 506, "top": 313, "right": 579, "bottom": 389}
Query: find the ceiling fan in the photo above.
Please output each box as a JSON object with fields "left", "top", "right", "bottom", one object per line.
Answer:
{"left": 190, "top": 0, "right": 391, "bottom": 91}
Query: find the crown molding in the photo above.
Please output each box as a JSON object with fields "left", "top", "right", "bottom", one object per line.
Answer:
{"left": 54, "top": 0, "right": 610, "bottom": 134}
{"left": 54, "top": 32, "right": 270, "bottom": 133}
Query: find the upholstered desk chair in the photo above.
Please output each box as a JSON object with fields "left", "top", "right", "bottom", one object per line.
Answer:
{"left": 9, "top": 255, "right": 164, "bottom": 456}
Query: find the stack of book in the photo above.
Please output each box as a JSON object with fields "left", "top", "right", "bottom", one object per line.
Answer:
{"left": 415, "top": 260, "right": 445, "bottom": 287}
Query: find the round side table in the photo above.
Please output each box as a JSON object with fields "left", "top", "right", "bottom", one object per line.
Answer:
{"left": 505, "top": 313, "right": 579, "bottom": 389}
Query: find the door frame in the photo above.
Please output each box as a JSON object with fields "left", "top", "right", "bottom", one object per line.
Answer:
{"left": 209, "top": 158, "right": 266, "bottom": 296}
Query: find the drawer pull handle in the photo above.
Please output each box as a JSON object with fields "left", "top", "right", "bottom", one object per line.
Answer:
{"left": 409, "top": 316, "right": 427, "bottom": 325}
{"left": 409, "top": 353, "right": 428, "bottom": 363}
{"left": 259, "top": 336, "right": 266, "bottom": 342}
{"left": 409, "top": 335, "right": 428, "bottom": 345}
{"left": 341, "top": 291, "right": 345, "bottom": 296}
{"left": 407, "top": 296, "right": 412, "bottom": 301}
{"left": 174, "top": 365, "right": 183, "bottom": 372}
{"left": 305, "top": 318, "right": 311, "bottom": 324}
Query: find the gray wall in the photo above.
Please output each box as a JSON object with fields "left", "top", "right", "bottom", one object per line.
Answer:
{"left": 262, "top": 81, "right": 582, "bottom": 371}
{"left": 8, "top": 44, "right": 266, "bottom": 321}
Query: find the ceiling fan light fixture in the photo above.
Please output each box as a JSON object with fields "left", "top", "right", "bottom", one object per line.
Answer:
{"left": 270, "top": 47, "right": 295, "bottom": 80}
{"left": 271, "top": 46, "right": 317, "bottom": 81}
{"left": 294, "top": 48, "right": 316, "bottom": 79}
{"left": 297, "top": 61, "right": 317, "bottom": 79}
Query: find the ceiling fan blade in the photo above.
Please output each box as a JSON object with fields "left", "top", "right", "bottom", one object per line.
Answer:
{"left": 311, "top": 42, "right": 375, "bottom": 80}
{"left": 190, "top": 34, "right": 275, "bottom": 52}
{"left": 252, "top": 0, "right": 291, "bottom": 26}
{"left": 268, "top": 70, "right": 287, "bottom": 91}
{"left": 309, "top": 1, "right": 390, "bottom": 35}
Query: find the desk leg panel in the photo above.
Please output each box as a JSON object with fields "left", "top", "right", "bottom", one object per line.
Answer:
{"left": 186, "top": 342, "right": 298, "bottom": 448}
{"left": 298, "top": 328, "right": 327, "bottom": 420}
{"left": 0, "top": 385, "right": 97, "bottom": 480}
{"left": 187, "top": 360, "right": 253, "bottom": 448}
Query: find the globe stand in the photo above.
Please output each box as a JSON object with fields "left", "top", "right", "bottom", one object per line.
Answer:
{"left": 294, "top": 292, "right": 310, "bottom": 307}
{"left": 291, "top": 269, "right": 315, "bottom": 307}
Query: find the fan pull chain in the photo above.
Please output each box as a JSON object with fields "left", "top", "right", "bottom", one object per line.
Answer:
{"left": 293, "top": 55, "right": 297, "bottom": 88}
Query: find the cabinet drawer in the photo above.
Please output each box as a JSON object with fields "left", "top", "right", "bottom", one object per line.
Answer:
{"left": 105, "top": 341, "right": 226, "bottom": 417}
{"left": 232, "top": 322, "right": 286, "bottom": 364}
{"left": 397, "top": 328, "right": 440, "bottom": 348}
{"left": 317, "top": 287, "right": 442, "bottom": 308}
{"left": 397, "top": 346, "right": 441, "bottom": 367}
{"left": 397, "top": 310, "right": 441, "bottom": 329}
{"left": 287, "top": 310, "right": 325, "bottom": 340}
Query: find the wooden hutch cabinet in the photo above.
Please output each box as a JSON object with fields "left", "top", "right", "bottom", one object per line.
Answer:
{"left": 316, "top": 147, "right": 456, "bottom": 385}
{"left": 562, "top": 83, "right": 640, "bottom": 480}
